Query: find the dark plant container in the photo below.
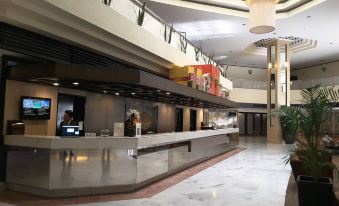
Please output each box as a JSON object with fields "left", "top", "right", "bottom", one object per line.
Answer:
{"left": 297, "top": 175, "right": 333, "bottom": 206}
{"left": 291, "top": 151, "right": 333, "bottom": 182}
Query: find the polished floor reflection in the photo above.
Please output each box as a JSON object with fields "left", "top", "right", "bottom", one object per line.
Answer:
{"left": 0, "top": 136, "right": 291, "bottom": 206}
{"left": 76, "top": 136, "right": 291, "bottom": 206}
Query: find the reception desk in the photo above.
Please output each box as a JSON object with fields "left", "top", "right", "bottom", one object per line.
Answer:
{"left": 5, "top": 128, "right": 239, "bottom": 197}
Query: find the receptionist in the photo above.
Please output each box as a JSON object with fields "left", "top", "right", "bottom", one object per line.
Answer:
{"left": 60, "top": 110, "right": 77, "bottom": 127}
{"left": 59, "top": 110, "right": 78, "bottom": 156}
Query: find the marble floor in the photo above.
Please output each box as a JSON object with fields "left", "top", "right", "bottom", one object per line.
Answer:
{"left": 0, "top": 136, "right": 291, "bottom": 206}
{"left": 75, "top": 136, "right": 291, "bottom": 206}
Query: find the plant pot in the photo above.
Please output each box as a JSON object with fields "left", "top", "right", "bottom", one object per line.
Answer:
{"left": 297, "top": 175, "right": 333, "bottom": 206}
{"left": 290, "top": 151, "right": 334, "bottom": 182}
{"left": 290, "top": 159, "right": 305, "bottom": 182}
{"left": 321, "top": 151, "right": 334, "bottom": 180}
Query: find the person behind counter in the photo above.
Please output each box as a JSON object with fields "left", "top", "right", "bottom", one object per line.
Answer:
{"left": 59, "top": 110, "right": 78, "bottom": 156}
{"left": 60, "top": 110, "right": 77, "bottom": 128}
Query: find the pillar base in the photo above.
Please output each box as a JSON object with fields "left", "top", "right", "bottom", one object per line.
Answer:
{"left": 267, "top": 126, "right": 283, "bottom": 144}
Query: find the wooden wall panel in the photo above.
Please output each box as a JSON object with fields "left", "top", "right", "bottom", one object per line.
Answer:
{"left": 4, "top": 80, "right": 58, "bottom": 136}
{"left": 157, "top": 103, "right": 175, "bottom": 133}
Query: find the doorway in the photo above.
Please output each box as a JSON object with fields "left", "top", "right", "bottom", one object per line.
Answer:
{"left": 239, "top": 112, "right": 267, "bottom": 135}
{"left": 56, "top": 94, "right": 86, "bottom": 135}
{"left": 190, "top": 109, "right": 197, "bottom": 131}
{"left": 175, "top": 108, "right": 183, "bottom": 132}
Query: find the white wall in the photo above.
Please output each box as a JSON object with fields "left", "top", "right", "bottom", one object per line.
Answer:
{"left": 292, "top": 61, "right": 339, "bottom": 80}
{"left": 229, "top": 88, "right": 313, "bottom": 105}
{"left": 227, "top": 61, "right": 339, "bottom": 83}
{"left": 228, "top": 62, "right": 339, "bottom": 104}
{"left": 230, "top": 86, "right": 339, "bottom": 105}
{"left": 229, "top": 88, "right": 267, "bottom": 104}
{"left": 110, "top": 0, "right": 207, "bottom": 65}
{"left": 229, "top": 87, "right": 310, "bottom": 105}
{"left": 227, "top": 66, "right": 266, "bottom": 81}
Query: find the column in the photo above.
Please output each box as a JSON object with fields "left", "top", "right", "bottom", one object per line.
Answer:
{"left": 267, "top": 40, "right": 291, "bottom": 143}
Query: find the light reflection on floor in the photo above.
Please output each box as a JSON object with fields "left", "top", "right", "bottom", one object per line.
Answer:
{"left": 76, "top": 136, "right": 291, "bottom": 206}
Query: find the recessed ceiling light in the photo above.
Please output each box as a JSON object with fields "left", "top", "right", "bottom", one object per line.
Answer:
{"left": 103, "top": 90, "right": 108, "bottom": 94}
{"left": 307, "top": 15, "right": 311, "bottom": 18}
{"left": 53, "top": 83, "right": 59, "bottom": 86}
{"left": 131, "top": 92, "right": 136, "bottom": 95}
{"left": 115, "top": 93, "right": 119, "bottom": 96}
{"left": 73, "top": 82, "right": 79, "bottom": 85}
{"left": 242, "top": 23, "right": 246, "bottom": 26}
{"left": 166, "top": 92, "right": 171, "bottom": 95}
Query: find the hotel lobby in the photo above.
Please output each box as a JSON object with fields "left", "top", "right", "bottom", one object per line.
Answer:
{"left": 0, "top": 0, "right": 338, "bottom": 205}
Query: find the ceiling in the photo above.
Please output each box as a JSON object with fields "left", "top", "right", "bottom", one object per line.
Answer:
{"left": 182, "top": 0, "right": 309, "bottom": 13}
{"left": 146, "top": 0, "right": 339, "bottom": 70}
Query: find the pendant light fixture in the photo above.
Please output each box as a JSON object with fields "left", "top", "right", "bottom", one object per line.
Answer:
{"left": 246, "top": 0, "right": 279, "bottom": 34}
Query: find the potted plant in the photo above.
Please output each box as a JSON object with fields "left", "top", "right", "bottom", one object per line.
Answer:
{"left": 125, "top": 109, "right": 140, "bottom": 137}
{"left": 279, "top": 105, "right": 299, "bottom": 144}
{"left": 283, "top": 85, "right": 339, "bottom": 206}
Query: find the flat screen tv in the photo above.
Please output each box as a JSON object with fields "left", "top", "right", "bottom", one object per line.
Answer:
{"left": 228, "top": 112, "right": 237, "bottom": 117}
{"left": 20, "top": 96, "right": 51, "bottom": 120}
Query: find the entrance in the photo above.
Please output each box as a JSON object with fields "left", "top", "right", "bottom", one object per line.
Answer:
{"left": 238, "top": 112, "right": 267, "bottom": 135}
{"left": 190, "top": 109, "right": 197, "bottom": 131}
{"left": 175, "top": 108, "right": 183, "bottom": 132}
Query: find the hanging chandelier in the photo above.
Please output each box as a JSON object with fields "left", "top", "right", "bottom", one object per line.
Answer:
{"left": 245, "top": 0, "right": 279, "bottom": 34}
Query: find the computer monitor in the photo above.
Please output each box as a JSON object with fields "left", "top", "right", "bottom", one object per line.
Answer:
{"left": 61, "top": 125, "right": 80, "bottom": 137}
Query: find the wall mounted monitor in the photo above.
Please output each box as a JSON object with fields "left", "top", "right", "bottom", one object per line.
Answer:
{"left": 228, "top": 112, "right": 237, "bottom": 117}
{"left": 20, "top": 96, "right": 51, "bottom": 120}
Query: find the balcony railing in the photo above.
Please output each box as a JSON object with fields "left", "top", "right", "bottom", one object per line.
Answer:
{"left": 232, "top": 79, "right": 267, "bottom": 90}
{"left": 232, "top": 76, "right": 339, "bottom": 90}
{"left": 103, "top": 0, "right": 223, "bottom": 74}
{"left": 291, "top": 76, "right": 339, "bottom": 89}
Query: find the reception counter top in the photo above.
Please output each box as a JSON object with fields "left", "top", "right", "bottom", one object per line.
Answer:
{"left": 5, "top": 129, "right": 239, "bottom": 197}
{"left": 5, "top": 128, "right": 239, "bottom": 150}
